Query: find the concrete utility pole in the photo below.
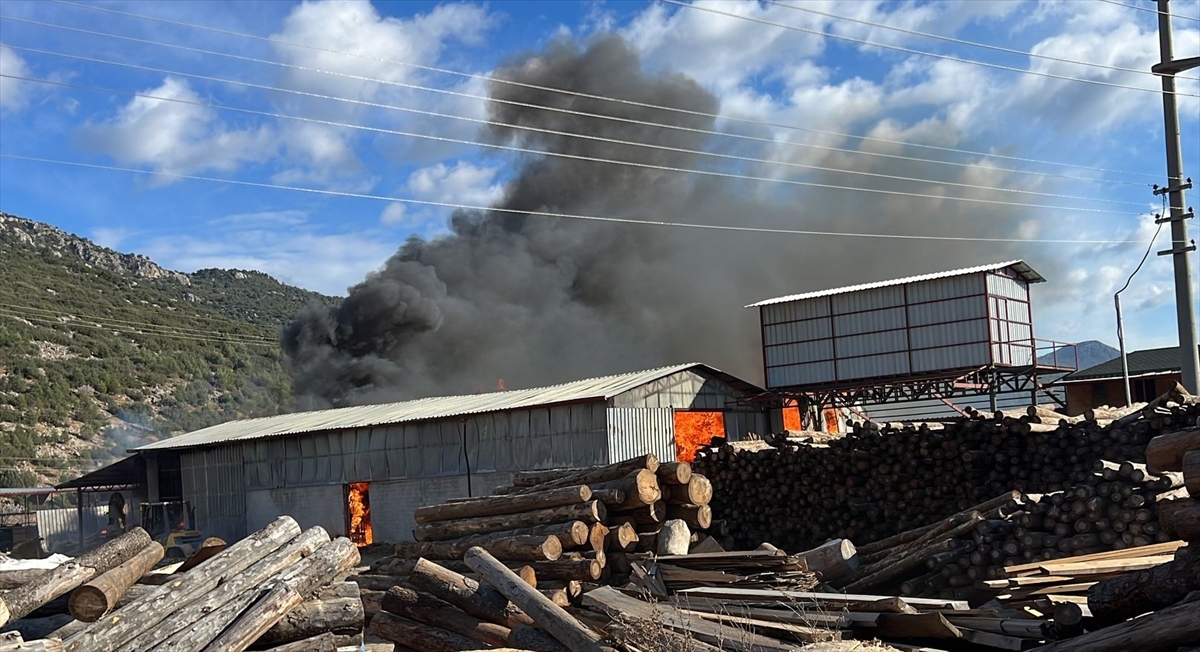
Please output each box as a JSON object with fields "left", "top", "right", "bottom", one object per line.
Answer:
{"left": 1153, "top": 0, "right": 1200, "bottom": 393}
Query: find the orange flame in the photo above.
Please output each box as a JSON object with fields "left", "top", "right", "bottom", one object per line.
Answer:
{"left": 822, "top": 408, "right": 841, "bottom": 434}
{"left": 348, "top": 482, "right": 373, "bottom": 547}
{"left": 782, "top": 399, "right": 803, "bottom": 431}
{"left": 674, "top": 411, "right": 725, "bottom": 463}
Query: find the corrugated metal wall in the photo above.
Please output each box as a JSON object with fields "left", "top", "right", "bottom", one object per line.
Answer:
{"left": 607, "top": 408, "right": 676, "bottom": 463}
{"left": 181, "top": 445, "right": 247, "bottom": 542}
{"left": 36, "top": 505, "right": 108, "bottom": 554}
{"left": 242, "top": 401, "right": 609, "bottom": 491}
{"left": 611, "top": 368, "right": 766, "bottom": 441}
{"left": 371, "top": 471, "right": 513, "bottom": 542}
{"left": 987, "top": 271, "right": 1034, "bottom": 366}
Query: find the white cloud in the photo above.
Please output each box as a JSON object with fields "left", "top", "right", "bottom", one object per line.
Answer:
{"left": 79, "top": 77, "right": 275, "bottom": 179}
{"left": 407, "top": 161, "right": 504, "bottom": 207}
{"left": 141, "top": 227, "right": 400, "bottom": 297}
{"left": 91, "top": 227, "right": 129, "bottom": 250}
{"left": 0, "top": 46, "right": 32, "bottom": 113}
{"left": 379, "top": 202, "right": 409, "bottom": 225}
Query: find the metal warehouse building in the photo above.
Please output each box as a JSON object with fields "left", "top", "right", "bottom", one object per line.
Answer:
{"left": 123, "top": 363, "right": 766, "bottom": 543}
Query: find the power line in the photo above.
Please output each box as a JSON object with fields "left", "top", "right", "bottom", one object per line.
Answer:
{"left": 660, "top": 0, "right": 1200, "bottom": 98}
{"left": 768, "top": 0, "right": 1200, "bottom": 82}
{"left": 0, "top": 46, "right": 1150, "bottom": 209}
{"left": 0, "top": 72, "right": 1140, "bottom": 215}
{"left": 0, "top": 302, "right": 277, "bottom": 343}
{"left": 0, "top": 153, "right": 1149, "bottom": 245}
{"left": 1095, "top": 0, "right": 1200, "bottom": 23}
{"left": 26, "top": 3, "right": 1165, "bottom": 180}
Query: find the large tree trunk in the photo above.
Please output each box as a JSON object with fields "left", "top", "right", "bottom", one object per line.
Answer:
{"left": 394, "top": 535, "right": 562, "bottom": 562}
{"left": 380, "top": 586, "right": 511, "bottom": 647}
{"left": 258, "top": 632, "right": 337, "bottom": 652}
{"left": 406, "top": 558, "right": 533, "bottom": 629}
{"left": 174, "top": 537, "right": 227, "bottom": 574}
{"left": 201, "top": 538, "right": 361, "bottom": 652}
{"left": 1032, "top": 598, "right": 1200, "bottom": 652}
{"left": 415, "top": 485, "right": 593, "bottom": 524}
{"left": 0, "top": 528, "right": 152, "bottom": 627}
{"left": 794, "top": 539, "right": 859, "bottom": 582}
{"left": 251, "top": 582, "right": 364, "bottom": 649}
{"left": 415, "top": 502, "right": 606, "bottom": 541}
{"left": 369, "top": 612, "right": 480, "bottom": 652}
{"left": 61, "top": 516, "right": 302, "bottom": 652}
{"left": 657, "top": 520, "right": 691, "bottom": 556}
{"left": 462, "top": 547, "right": 610, "bottom": 652}
{"left": 664, "top": 476, "right": 712, "bottom": 506}
{"left": 589, "top": 470, "right": 660, "bottom": 511}
{"left": 656, "top": 462, "right": 692, "bottom": 486}
{"left": 519, "top": 560, "right": 602, "bottom": 582}
{"left": 1087, "top": 546, "right": 1200, "bottom": 623}
{"left": 503, "top": 456, "right": 659, "bottom": 496}
{"left": 1146, "top": 428, "right": 1200, "bottom": 474}
{"left": 665, "top": 504, "right": 712, "bottom": 530}
{"left": 113, "top": 527, "right": 332, "bottom": 652}
{"left": 68, "top": 541, "right": 165, "bottom": 622}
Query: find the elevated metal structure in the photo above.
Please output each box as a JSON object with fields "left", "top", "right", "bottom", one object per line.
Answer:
{"left": 748, "top": 262, "right": 1076, "bottom": 414}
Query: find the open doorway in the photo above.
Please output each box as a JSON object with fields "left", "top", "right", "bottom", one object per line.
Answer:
{"left": 346, "top": 482, "right": 373, "bottom": 547}
{"left": 673, "top": 411, "right": 725, "bottom": 463}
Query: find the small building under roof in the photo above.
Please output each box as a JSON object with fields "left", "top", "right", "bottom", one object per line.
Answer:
{"left": 122, "top": 363, "right": 766, "bottom": 543}
{"left": 1056, "top": 346, "right": 1196, "bottom": 415}
{"left": 749, "top": 261, "right": 1074, "bottom": 415}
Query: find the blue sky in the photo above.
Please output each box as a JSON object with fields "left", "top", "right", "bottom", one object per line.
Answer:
{"left": 1, "top": 0, "right": 1198, "bottom": 356}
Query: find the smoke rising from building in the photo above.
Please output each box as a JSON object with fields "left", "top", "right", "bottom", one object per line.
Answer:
{"left": 282, "top": 35, "right": 1047, "bottom": 407}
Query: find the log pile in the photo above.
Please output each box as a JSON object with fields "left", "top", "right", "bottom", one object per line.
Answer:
{"left": 378, "top": 457, "right": 729, "bottom": 588}
{"left": 693, "top": 384, "right": 1200, "bottom": 555}
{"left": 0, "top": 517, "right": 364, "bottom": 652}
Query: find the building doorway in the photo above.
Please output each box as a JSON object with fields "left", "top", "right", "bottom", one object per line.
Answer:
{"left": 346, "top": 482, "right": 373, "bottom": 547}
{"left": 674, "top": 411, "right": 725, "bottom": 463}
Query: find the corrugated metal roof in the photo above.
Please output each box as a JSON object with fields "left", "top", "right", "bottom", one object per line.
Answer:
{"left": 746, "top": 261, "right": 1045, "bottom": 308}
{"left": 1057, "top": 346, "right": 1190, "bottom": 384}
{"left": 135, "top": 363, "right": 759, "bottom": 452}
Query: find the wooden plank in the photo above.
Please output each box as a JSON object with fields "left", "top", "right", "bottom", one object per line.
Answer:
{"left": 675, "top": 587, "right": 968, "bottom": 610}
{"left": 876, "top": 613, "right": 962, "bottom": 639}
{"left": 581, "top": 586, "right": 813, "bottom": 651}
{"left": 669, "top": 600, "right": 850, "bottom": 628}
{"left": 1036, "top": 556, "right": 1174, "bottom": 577}
{"left": 959, "top": 628, "right": 1036, "bottom": 651}
{"left": 678, "top": 610, "right": 843, "bottom": 640}
{"left": 1002, "top": 541, "right": 1185, "bottom": 574}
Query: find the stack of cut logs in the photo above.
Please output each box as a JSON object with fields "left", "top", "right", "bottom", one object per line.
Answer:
{"left": 0, "top": 517, "right": 362, "bottom": 652}
{"left": 377, "top": 455, "right": 724, "bottom": 589}
{"left": 694, "top": 384, "right": 1200, "bottom": 554}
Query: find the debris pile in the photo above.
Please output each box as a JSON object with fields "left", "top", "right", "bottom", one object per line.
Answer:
{"left": 0, "top": 517, "right": 362, "bottom": 652}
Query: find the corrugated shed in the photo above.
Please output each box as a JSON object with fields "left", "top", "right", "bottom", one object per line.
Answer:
{"left": 607, "top": 408, "right": 676, "bottom": 464}
{"left": 747, "top": 261, "right": 1043, "bottom": 307}
{"left": 137, "top": 363, "right": 759, "bottom": 452}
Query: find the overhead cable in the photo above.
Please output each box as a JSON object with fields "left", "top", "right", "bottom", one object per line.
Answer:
{"left": 0, "top": 50, "right": 1150, "bottom": 209}
{"left": 767, "top": 0, "right": 1199, "bottom": 82}
{"left": 0, "top": 72, "right": 1140, "bottom": 215}
{"left": 26, "top": 3, "right": 1166, "bottom": 179}
{"left": 659, "top": 0, "right": 1200, "bottom": 98}
{"left": 0, "top": 154, "right": 1148, "bottom": 245}
{"left": 1094, "top": 0, "right": 1200, "bottom": 23}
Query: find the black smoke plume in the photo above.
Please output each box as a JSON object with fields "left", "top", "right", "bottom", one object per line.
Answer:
{"left": 282, "top": 35, "right": 1046, "bottom": 407}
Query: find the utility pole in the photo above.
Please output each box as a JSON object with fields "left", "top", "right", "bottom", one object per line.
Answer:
{"left": 1153, "top": 0, "right": 1200, "bottom": 393}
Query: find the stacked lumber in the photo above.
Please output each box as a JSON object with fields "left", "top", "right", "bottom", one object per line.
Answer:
{"left": 384, "top": 457, "right": 724, "bottom": 588}
{"left": 0, "top": 517, "right": 363, "bottom": 652}
{"left": 694, "top": 384, "right": 1200, "bottom": 554}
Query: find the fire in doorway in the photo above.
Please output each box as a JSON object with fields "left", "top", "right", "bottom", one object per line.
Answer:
{"left": 347, "top": 482, "right": 373, "bottom": 547}
{"left": 674, "top": 411, "right": 725, "bottom": 463}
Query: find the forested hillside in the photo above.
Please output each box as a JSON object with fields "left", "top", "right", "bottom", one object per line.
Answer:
{"left": 0, "top": 213, "right": 335, "bottom": 485}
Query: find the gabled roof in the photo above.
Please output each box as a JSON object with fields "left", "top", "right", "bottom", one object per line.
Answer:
{"left": 134, "top": 363, "right": 760, "bottom": 452}
{"left": 746, "top": 261, "right": 1044, "bottom": 308}
{"left": 1057, "top": 346, "right": 1189, "bottom": 384}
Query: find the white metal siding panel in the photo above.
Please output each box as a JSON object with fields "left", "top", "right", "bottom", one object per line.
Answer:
{"left": 907, "top": 274, "right": 985, "bottom": 303}
{"left": 182, "top": 445, "right": 246, "bottom": 542}
{"left": 912, "top": 343, "right": 990, "bottom": 372}
{"left": 607, "top": 408, "right": 676, "bottom": 464}
{"left": 36, "top": 506, "right": 108, "bottom": 554}
{"left": 833, "top": 307, "right": 906, "bottom": 336}
{"left": 831, "top": 286, "right": 904, "bottom": 314}
{"left": 762, "top": 318, "right": 831, "bottom": 346}
{"left": 764, "top": 340, "right": 833, "bottom": 366}
{"left": 1007, "top": 300, "right": 1030, "bottom": 324}
{"left": 987, "top": 273, "right": 1029, "bottom": 300}
{"left": 760, "top": 299, "right": 829, "bottom": 326}
{"left": 836, "top": 330, "right": 909, "bottom": 357}
{"left": 910, "top": 320, "right": 989, "bottom": 349}
{"left": 908, "top": 296, "right": 987, "bottom": 326}
{"left": 766, "top": 361, "right": 836, "bottom": 387}
{"left": 837, "top": 352, "right": 910, "bottom": 380}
